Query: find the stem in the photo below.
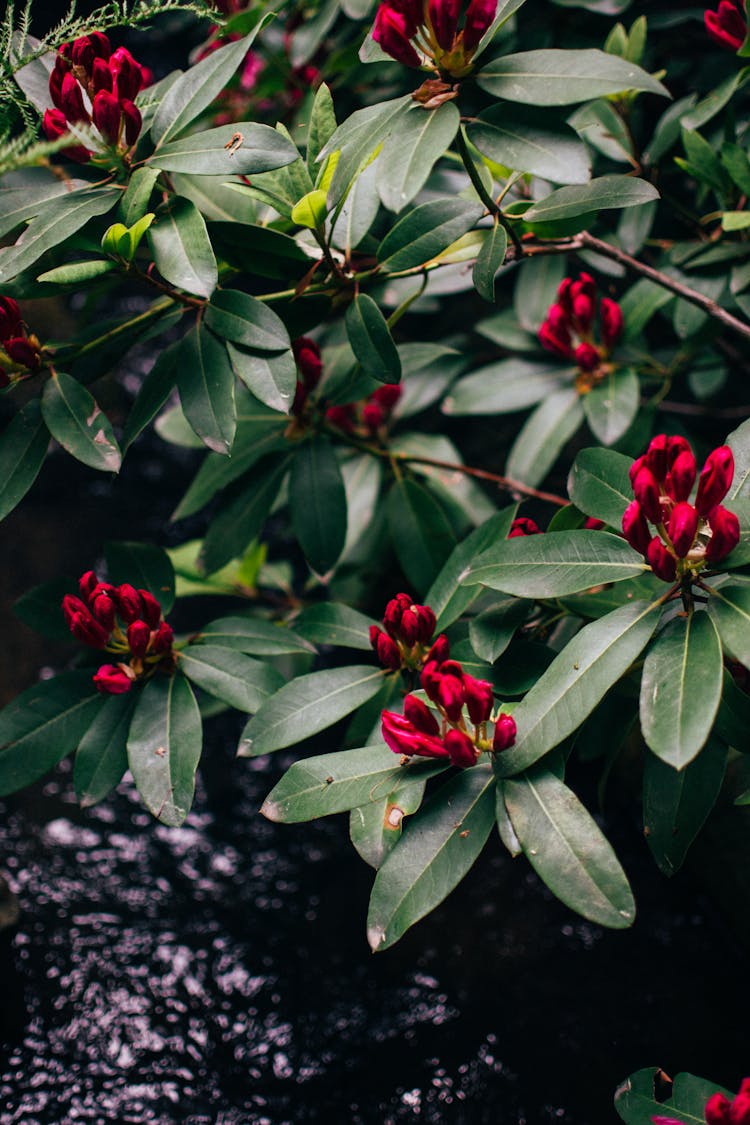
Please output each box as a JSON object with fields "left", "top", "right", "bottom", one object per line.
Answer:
{"left": 132, "top": 265, "right": 206, "bottom": 309}
{"left": 54, "top": 297, "right": 177, "bottom": 368}
{"left": 455, "top": 128, "right": 522, "bottom": 255}
{"left": 387, "top": 272, "right": 429, "bottom": 330}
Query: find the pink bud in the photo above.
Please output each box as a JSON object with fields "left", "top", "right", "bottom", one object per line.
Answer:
{"left": 377, "top": 632, "right": 402, "bottom": 670}
{"left": 62, "top": 593, "right": 89, "bottom": 626}
{"left": 622, "top": 501, "right": 652, "bottom": 556}
{"left": 4, "top": 337, "right": 40, "bottom": 369}
{"left": 643, "top": 434, "right": 670, "bottom": 482}
{"left": 381, "top": 709, "right": 449, "bottom": 759}
{"left": 120, "top": 99, "right": 142, "bottom": 146}
{"left": 599, "top": 297, "right": 624, "bottom": 348}
{"left": 415, "top": 605, "right": 436, "bottom": 644}
{"left": 704, "top": 1091, "right": 733, "bottom": 1125}
{"left": 575, "top": 342, "right": 600, "bottom": 372}
{"left": 292, "top": 337, "right": 323, "bottom": 387}
{"left": 372, "top": 384, "right": 402, "bottom": 409}
{"left": 68, "top": 607, "right": 110, "bottom": 648}
{"left": 0, "top": 297, "right": 22, "bottom": 341}
{"left": 43, "top": 108, "right": 91, "bottom": 163}
{"left": 78, "top": 570, "right": 98, "bottom": 599}
{"left": 109, "top": 46, "right": 143, "bottom": 100}
{"left": 372, "top": 5, "right": 422, "bottom": 67}
{"left": 572, "top": 292, "right": 595, "bottom": 333}
{"left": 463, "top": 674, "right": 493, "bottom": 724}
{"left": 628, "top": 455, "right": 645, "bottom": 487}
{"left": 509, "top": 517, "right": 542, "bottom": 538}
{"left": 705, "top": 504, "right": 740, "bottom": 562}
{"left": 151, "top": 622, "right": 174, "bottom": 654}
{"left": 362, "top": 402, "right": 385, "bottom": 432}
{"left": 665, "top": 449, "right": 697, "bottom": 502}
{"left": 463, "top": 0, "right": 498, "bottom": 50}
{"left": 705, "top": 1, "right": 747, "bottom": 51}
{"left": 91, "top": 593, "right": 116, "bottom": 630}
{"left": 647, "top": 538, "right": 677, "bottom": 583}
{"left": 383, "top": 592, "right": 411, "bottom": 638}
{"left": 730, "top": 1091, "right": 750, "bottom": 1125}
{"left": 584, "top": 518, "right": 605, "bottom": 530}
{"left": 695, "top": 445, "right": 735, "bottom": 516}
{"left": 93, "top": 663, "right": 133, "bottom": 694}
{"left": 92, "top": 90, "right": 121, "bottom": 143}
{"left": 444, "top": 728, "right": 477, "bottom": 768}
{"left": 138, "top": 589, "right": 162, "bottom": 629}
{"left": 429, "top": 0, "right": 461, "bottom": 49}
{"left": 633, "top": 467, "right": 663, "bottom": 525}
{"left": 60, "top": 71, "right": 89, "bottom": 124}
{"left": 91, "top": 56, "right": 113, "bottom": 93}
{"left": 49, "top": 57, "right": 69, "bottom": 111}
{"left": 326, "top": 405, "right": 355, "bottom": 432}
{"left": 492, "top": 713, "right": 517, "bottom": 752}
{"left": 437, "top": 665, "right": 465, "bottom": 723}
{"left": 667, "top": 502, "right": 699, "bottom": 557}
{"left": 116, "top": 583, "right": 142, "bottom": 624}
{"left": 403, "top": 694, "right": 440, "bottom": 735}
{"left": 426, "top": 634, "right": 450, "bottom": 664}
{"left": 539, "top": 305, "right": 574, "bottom": 359}
{"left": 127, "top": 620, "right": 151, "bottom": 660}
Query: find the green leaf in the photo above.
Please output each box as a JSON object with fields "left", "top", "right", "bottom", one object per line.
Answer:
{"left": 503, "top": 767, "right": 635, "bottom": 927}
{"left": 104, "top": 541, "right": 176, "bottom": 614}
{"left": 307, "top": 82, "right": 337, "bottom": 174}
{"left": 195, "top": 615, "right": 315, "bottom": 655}
{"left": 495, "top": 600, "right": 661, "bottom": 775}
{"left": 122, "top": 342, "right": 180, "bottom": 452}
{"left": 0, "top": 187, "right": 120, "bottom": 283}
{"left": 643, "top": 738, "right": 727, "bottom": 877}
{"left": 378, "top": 199, "right": 483, "bottom": 272}
{"left": 377, "top": 101, "right": 460, "bottom": 212}
{"left": 238, "top": 665, "right": 385, "bottom": 756}
{"left": 152, "top": 27, "right": 273, "bottom": 144}
{"left": 477, "top": 48, "right": 669, "bottom": 104}
{"left": 582, "top": 367, "right": 640, "bottom": 446}
{"left": 290, "top": 189, "right": 328, "bottom": 229}
{"left": 227, "top": 347, "right": 295, "bottom": 414}
{"left": 350, "top": 768, "right": 434, "bottom": 869}
{"left": 293, "top": 602, "right": 378, "bottom": 649}
{"left": 505, "top": 387, "right": 585, "bottom": 488}
{"left": 321, "top": 96, "right": 411, "bottom": 208}
{"left": 469, "top": 598, "right": 529, "bottom": 663}
{"left": 0, "top": 672, "right": 102, "bottom": 795}
{"left": 707, "top": 585, "right": 750, "bottom": 665}
{"left": 513, "top": 254, "right": 568, "bottom": 332}
{"left": 568, "top": 446, "right": 634, "bottom": 526}
{"left": 443, "top": 359, "right": 567, "bottom": 416}
{"left": 0, "top": 174, "right": 90, "bottom": 240}
{"left": 289, "top": 437, "right": 348, "bottom": 574}
{"left": 206, "top": 288, "right": 290, "bottom": 353}
{"left": 119, "top": 166, "right": 160, "bottom": 225}
{"left": 387, "top": 477, "right": 457, "bottom": 594}
{"left": 615, "top": 1068, "right": 734, "bottom": 1125}
{"left": 727, "top": 417, "right": 750, "bottom": 499}
{"left": 41, "top": 371, "right": 121, "bottom": 473}
{"left": 74, "top": 692, "right": 134, "bottom": 808}
{"left": 366, "top": 768, "right": 496, "bottom": 952}
{"left": 150, "top": 122, "right": 299, "bottom": 176}
{"left": 127, "top": 673, "right": 202, "bottom": 826}
{"left": 426, "top": 507, "right": 519, "bottom": 630}
{"left": 37, "top": 260, "right": 116, "bottom": 284}
{"left": 345, "top": 293, "right": 402, "bottom": 383}
{"left": 0, "top": 401, "right": 49, "bottom": 521}
{"left": 525, "top": 176, "right": 659, "bottom": 225}
{"left": 640, "top": 612, "right": 723, "bottom": 769}
{"left": 178, "top": 645, "right": 283, "bottom": 712}
{"left": 715, "top": 669, "right": 750, "bottom": 749}
{"left": 464, "top": 529, "right": 645, "bottom": 597}
{"left": 177, "top": 326, "right": 236, "bottom": 455}
{"left": 468, "top": 105, "right": 591, "bottom": 184}
{"left": 148, "top": 197, "right": 217, "bottom": 298}
{"left": 262, "top": 743, "right": 442, "bottom": 822}
{"left": 472, "top": 218, "right": 508, "bottom": 303}
{"left": 201, "top": 453, "right": 293, "bottom": 574}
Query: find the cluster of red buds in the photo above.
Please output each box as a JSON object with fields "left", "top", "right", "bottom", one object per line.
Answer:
{"left": 326, "top": 384, "right": 402, "bottom": 438}
{"left": 622, "top": 435, "right": 740, "bottom": 583}
{"left": 43, "top": 34, "right": 149, "bottom": 162}
{"left": 290, "top": 337, "right": 323, "bottom": 421}
{"left": 62, "top": 571, "right": 174, "bottom": 694}
{"left": 0, "top": 297, "right": 42, "bottom": 387}
{"left": 539, "top": 272, "right": 624, "bottom": 393}
{"left": 705, "top": 0, "right": 747, "bottom": 50}
{"left": 653, "top": 1077, "right": 750, "bottom": 1125}
{"left": 373, "top": 593, "right": 516, "bottom": 768}
{"left": 373, "top": 0, "right": 497, "bottom": 83}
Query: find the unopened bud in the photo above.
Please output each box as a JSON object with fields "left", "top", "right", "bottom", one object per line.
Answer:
{"left": 93, "top": 663, "right": 133, "bottom": 694}
{"left": 426, "top": 634, "right": 450, "bottom": 664}
{"left": 151, "top": 622, "right": 174, "bottom": 654}
{"left": 377, "top": 631, "right": 401, "bottom": 670}
{"left": 463, "top": 0, "right": 499, "bottom": 50}
{"left": 444, "top": 728, "right": 477, "bottom": 768}
{"left": 373, "top": 5, "right": 421, "bottom": 67}
{"left": 622, "top": 500, "right": 652, "bottom": 556}
{"left": 508, "top": 517, "right": 542, "bottom": 537}
{"left": 706, "top": 505, "right": 740, "bottom": 562}
{"left": 599, "top": 297, "right": 624, "bottom": 349}
{"left": 492, "top": 713, "right": 517, "bottom": 752}
{"left": 127, "top": 619, "right": 151, "bottom": 660}
{"left": 138, "top": 589, "right": 162, "bottom": 629}
{"left": 92, "top": 89, "right": 121, "bottom": 143}
{"left": 647, "top": 537, "right": 677, "bottom": 583}
{"left": 403, "top": 694, "right": 440, "bottom": 735}
{"left": 60, "top": 71, "right": 89, "bottom": 123}
{"left": 667, "top": 501, "right": 699, "bottom": 557}
{"left": 575, "top": 342, "right": 600, "bottom": 372}
{"left": 463, "top": 674, "right": 493, "bottom": 725}
{"left": 120, "top": 99, "right": 142, "bottom": 146}
{"left": 0, "top": 297, "right": 22, "bottom": 341}
{"left": 116, "top": 583, "right": 142, "bottom": 624}
{"left": 666, "top": 449, "right": 697, "bottom": 502}
{"left": 695, "top": 445, "right": 735, "bottom": 517}
{"left": 633, "top": 467, "right": 663, "bottom": 525}
{"left": 91, "top": 593, "right": 116, "bottom": 630}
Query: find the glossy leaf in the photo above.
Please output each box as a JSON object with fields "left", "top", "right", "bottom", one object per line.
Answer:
{"left": 151, "top": 122, "right": 299, "bottom": 176}
{"left": 525, "top": 176, "right": 659, "bottom": 226}
{"left": 200, "top": 453, "right": 292, "bottom": 574}
{"left": 443, "top": 359, "right": 567, "bottom": 416}
{"left": 350, "top": 768, "right": 434, "bottom": 870}
{"left": 178, "top": 645, "right": 283, "bottom": 712}
{"left": 640, "top": 612, "right": 723, "bottom": 769}
{"left": 238, "top": 665, "right": 386, "bottom": 756}
{"left": 41, "top": 372, "right": 121, "bottom": 473}
{"left": 177, "top": 326, "right": 236, "bottom": 455}
{"left": 727, "top": 416, "right": 750, "bottom": 499}
{"left": 425, "top": 507, "right": 519, "bottom": 631}
{"left": 707, "top": 585, "right": 750, "bottom": 665}
{"left": 378, "top": 199, "right": 483, "bottom": 272}
{"left": 119, "top": 166, "right": 160, "bottom": 226}
{"left": 293, "top": 602, "right": 378, "bottom": 649}
{"left": 477, "top": 48, "right": 669, "bottom": 104}
{"left": 643, "top": 739, "right": 727, "bottom": 876}
{"left": 494, "top": 601, "right": 661, "bottom": 776}
{"left": 468, "top": 105, "right": 590, "bottom": 184}
{"left": 469, "top": 598, "right": 529, "bottom": 663}
{"left": 505, "top": 387, "right": 584, "bottom": 488}
{"left": 148, "top": 197, "right": 217, "bottom": 298}
{"left": 206, "top": 289, "right": 290, "bottom": 352}
{"left": 306, "top": 82, "right": 337, "bottom": 173}
{"left": 0, "top": 187, "right": 120, "bottom": 283}
{"left": 387, "top": 477, "right": 456, "bottom": 593}
{"left": 366, "top": 768, "right": 496, "bottom": 952}
{"left": 122, "top": 343, "right": 180, "bottom": 452}
{"left": 104, "top": 541, "right": 176, "bottom": 614}
{"left": 377, "top": 101, "right": 460, "bottom": 212}
{"left": 345, "top": 293, "right": 401, "bottom": 383}
{"left": 568, "top": 447, "right": 634, "bottom": 526}
{"left": 582, "top": 367, "right": 640, "bottom": 446}
{"left": 37, "top": 259, "right": 116, "bottom": 284}
{"left": 195, "top": 615, "right": 315, "bottom": 656}
{"left": 472, "top": 218, "right": 508, "bottom": 303}
{"left": 503, "top": 767, "right": 635, "bottom": 927}
{"left": 615, "top": 1068, "right": 734, "bottom": 1125}
{"left": 127, "top": 673, "right": 202, "bottom": 827}
{"left": 74, "top": 692, "right": 134, "bottom": 808}
{"left": 289, "top": 437, "right": 348, "bottom": 574}
{"left": 0, "top": 401, "right": 49, "bottom": 522}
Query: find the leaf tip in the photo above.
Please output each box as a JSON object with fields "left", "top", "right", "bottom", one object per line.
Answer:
{"left": 260, "top": 798, "right": 280, "bottom": 821}
{"left": 367, "top": 924, "right": 387, "bottom": 952}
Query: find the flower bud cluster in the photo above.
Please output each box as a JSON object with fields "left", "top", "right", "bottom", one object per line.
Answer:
{"left": 373, "top": 0, "right": 498, "bottom": 79}
{"left": 539, "top": 272, "right": 624, "bottom": 393}
{"left": 290, "top": 337, "right": 323, "bottom": 418}
{"left": 509, "top": 516, "right": 542, "bottom": 537}
{"left": 0, "top": 297, "right": 42, "bottom": 387}
{"left": 327, "top": 384, "right": 402, "bottom": 437}
{"left": 43, "top": 34, "right": 149, "bottom": 162}
{"left": 653, "top": 1077, "right": 750, "bottom": 1125}
{"left": 62, "top": 570, "right": 174, "bottom": 694}
{"left": 370, "top": 592, "right": 443, "bottom": 672}
{"left": 704, "top": 0, "right": 747, "bottom": 51}
{"left": 622, "top": 435, "right": 740, "bottom": 583}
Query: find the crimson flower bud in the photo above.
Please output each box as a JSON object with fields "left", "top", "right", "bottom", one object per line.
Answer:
{"left": 706, "top": 504, "right": 740, "bottom": 562}
{"left": 62, "top": 593, "right": 89, "bottom": 625}
{"left": 633, "top": 467, "right": 663, "bottom": 525}
{"left": 584, "top": 518, "right": 605, "bottom": 530}
{"left": 71, "top": 36, "right": 96, "bottom": 70}
{"left": 665, "top": 449, "right": 697, "bottom": 502}
{"left": 120, "top": 99, "right": 142, "bottom": 146}
{"left": 69, "top": 608, "right": 110, "bottom": 648}
{"left": 643, "top": 434, "right": 670, "bottom": 482}
{"left": 372, "top": 5, "right": 422, "bottom": 67}
{"left": 383, "top": 592, "right": 411, "bottom": 637}
{"left": 695, "top": 445, "right": 734, "bottom": 516}
{"left": 91, "top": 593, "right": 116, "bottom": 630}
{"left": 151, "top": 622, "right": 174, "bottom": 654}
{"left": 4, "top": 337, "right": 40, "bottom": 369}
{"left": 372, "top": 384, "right": 402, "bottom": 409}
{"left": 492, "top": 713, "right": 517, "bottom": 752}
{"left": 116, "top": 583, "right": 142, "bottom": 624}
{"left": 575, "top": 342, "right": 600, "bottom": 372}
{"left": 539, "top": 305, "right": 574, "bottom": 359}
{"left": 599, "top": 297, "right": 624, "bottom": 348}
{"left": 89, "top": 581, "right": 117, "bottom": 603}
{"left": 426, "top": 634, "right": 450, "bottom": 664}
{"left": 0, "top": 297, "right": 22, "bottom": 341}
{"left": 377, "top": 632, "right": 401, "bottom": 670}
{"left": 628, "top": 455, "right": 645, "bottom": 487}
{"left": 429, "top": 0, "right": 461, "bottom": 49}
{"left": 730, "top": 1090, "right": 750, "bottom": 1125}
{"left": 463, "top": 674, "right": 493, "bottom": 724}
{"left": 92, "top": 90, "right": 121, "bottom": 143}
{"left": 93, "top": 663, "right": 133, "bottom": 695}
{"left": 436, "top": 662, "right": 465, "bottom": 722}
{"left": 415, "top": 605, "right": 436, "bottom": 644}
{"left": 381, "top": 709, "right": 448, "bottom": 759}
{"left": 292, "top": 337, "right": 323, "bottom": 387}
{"left": 91, "top": 56, "right": 113, "bottom": 93}
{"left": 138, "top": 589, "right": 162, "bottom": 629}
{"left": 705, "top": 1, "right": 747, "bottom": 51}
{"left": 109, "top": 47, "right": 143, "bottom": 100}
{"left": 399, "top": 608, "right": 420, "bottom": 646}
{"left": 647, "top": 537, "right": 677, "bottom": 583}
{"left": 362, "top": 402, "right": 384, "bottom": 432}
{"left": 88, "top": 31, "right": 112, "bottom": 58}
{"left": 43, "top": 108, "right": 90, "bottom": 161}
{"left": 556, "top": 277, "right": 573, "bottom": 314}
{"left": 668, "top": 502, "right": 699, "bottom": 557}
{"left": 369, "top": 624, "right": 381, "bottom": 648}
{"left": 508, "top": 517, "right": 542, "bottom": 538}
{"left": 326, "top": 405, "right": 355, "bottom": 432}
{"left": 403, "top": 694, "right": 440, "bottom": 735}
{"left": 463, "top": 0, "right": 498, "bottom": 50}
{"left": 622, "top": 501, "right": 652, "bottom": 556}
{"left": 127, "top": 620, "right": 151, "bottom": 660}
{"left": 572, "top": 292, "right": 595, "bottom": 332}
{"left": 573, "top": 272, "right": 596, "bottom": 298}
{"left": 421, "top": 658, "right": 442, "bottom": 702}
{"left": 78, "top": 570, "right": 98, "bottom": 599}
{"left": 444, "top": 729, "right": 477, "bottom": 768}
{"left": 60, "top": 71, "right": 89, "bottom": 123}
{"left": 704, "top": 1091, "right": 733, "bottom": 1125}
{"left": 49, "top": 57, "right": 69, "bottom": 110}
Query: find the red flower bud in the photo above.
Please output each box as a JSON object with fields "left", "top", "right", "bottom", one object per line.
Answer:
{"left": 492, "top": 713, "right": 517, "bottom": 752}
{"left": 78, "top": 570, "right": 98, "bottom": 599}
{"left": 62, "top": 593, "right": 89, "bottom": 625}
{"left": 647, "top": 537, "right": 677, "bottom": 583}
{"left": 67, "top": 607, "right": 110, "bottom": 648}
{"left": 426, "top": 634, "right": 450, "bottom": 664}
{"left": 403, "top": 694, "right": 440, "bottom": 735}
{"left": 463, "top": 0, "right": 498, "bottom": 50}
{"left": 705, "top": 0, "right": 747, "bottom": 51}
{"left": 667, "top": 501, "right": 699, "bottom": 557}
{"left": 373, "top": 5, "right": 422, "bottom": 67}
{"left": 622, "top": 501, "right": 652, "bottom": 556}
{"left": 326, "top": 405, "right": 355, "bottom": 432}
{"left": 704, "top": 1091, "right": 733, "bottom": 1125}
{"left": 138, "top": 589, "right": 162, "bottom": 629}
{"left": 381, "top": 709, "right": 449, "bottom": 759}
{"left": 116, "top": 583, "right": 142, "bottom": 624}
{"left": 377, "top": 631, "right": 402, "bottom": 670}
{"left": 93, "top": 663, "right": 133, "bottom": 695}
{"left": 372, "top": 384, "right": 402, "bottom": 409}
{"left": 4, "top": 337, "right": 40, "bottom": 369}
{"left": 91, "top": 593, "right": 116, "bottom": 630}
{"left": 584, "top": 518, "right": 605, "bottom": 530}
{"left": 92, "top": 89, "right": 121, "bottom": 143}
{"left": 575, "top": 342, "right": 600, "bottom": 372}
{"left": 706, "top": 504, "right": 741, "bottom": 562}
{"left": 572, "top": 291, "right": 595, "bottom": 333}
{"left": 429, "top": 0, "right": 461, "bottom": 49}
{"left": 695, "top": 445, "right": 735, "bottom": 517}
{"left": 509, "top": 517, "right": 542, "bottom": 538}
{"left": 49, "top": 57, "right": 69, "bottom": 111}
{"left": 127, "top": 619, "right": 151, "bottom": 660}
{"left": 120, "top": 99, "right": 142, "bottom": 146}
{"left": 292, "top": 337, "right": 323, "bottom": 387}
{"left": 91, "top": 56, "right": 113, "bottom": 94}
{"left": 414, "top": 604, "right": 436, "bottom": 644}
{"left": 463, "top": 674, "right": 493, "bottom": 724}
{"left": 628, "top": 455, "right": 645, "bottom": 487}
{"left": 151, "top": 622, "right": 174, "bottom": 654}
{"left": 643, "top": 434, "right": 670, "bottom": 482}
{"left": 43, "top": 107, "right": 90, "bottom": 161}
{"left": 436, "top": 661, "right": 465, "bottom": 722}
{"left": 444, "top": 728, "right": 477, "bottom": 768}
{"left": 60, "top": 71, "right": 89, "bottom": 124}
{"left": 599, "top": 297, "right": 624, "bottom": 349}
{"left": 362, "top": 402, "right": 384, "bottom": 432}
{"left": 0, "top": 297, "right": 22, "bottom": 341}
{"left": 109, "top": 46, "right": 144, "bottom": 101}
{"left": 633, "top": 467, "right": 663, "bottom": 525}
{"left": 665, "top": 449, "right": 697, "bottom": 502}
{"left": 539, "top": 305, "right": 574, "bottom": 359}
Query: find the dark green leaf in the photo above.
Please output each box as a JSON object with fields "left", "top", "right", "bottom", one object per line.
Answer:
{"left": 206, "top": 289, "right": 290, "bottom": 352}
{"left": 37, "top": 260, "right": 116, "bottom": 285}
{"left": 477, "top": 48, "right": 669, "bottom": 104}
{"left": 13, "top": 577, "right": 76, "bottom": 641}
{"left": 0, "top": 401, "right": 49, "bottom": 521}
{"left": 643, "top": 738, "right": 727, "bottom": 876}
{"left": 350, "top": 768, "right": 435, "bottom": 869}
{"left": 122, "top": 342, "right": 180, "bottom": 452}
{"left": 195, "top": 615, "right": 315, "bottom": 655}
{"left": 307, "top": 82, "right": 337, "bottom": 174}
{"left": 469, "top": 599, "right": 529, "bottom": 663}
{"left": 345, "top": 293, "right": 401, "bottom": 383}
{"left": 387, "top": 478, "right": 457, "bottom": 593}
{"left": 377, "top": 101, "right": 460, "bottom": 212}
{"left": 104, "top": 541, "right": 176, "bottom": 614}
{"left": 426, "top": 507, "right": 519, "bottom": 631}
{"left": 469, "top": 105, "right": 590, "bottom": 184}
{"left": 127, "top": 673, "right": 202, "bottom": 826}
{"left": 443, "top": 359, "right": 567, "bottom": 416}
{"left": 148, "top": 197, "right": 217, "bottom": 298}
{"left": 472, "top": 218, "right": 508, "bottom": 303}
{"left": 177, "top": 326, "right": 236, "bottom": 455}
{"left": 178, "top": 645, "right": 283, "bottom": 712}
{"left": 119, "top": 166, "right": 160, "bottom": 225}
{"left": 290, "top": 437, "right": 348, "bottom": 574}
{"left": 238, "top": 665, "right": 386, "bottom": 756}
{"left": 568, "top": 446, "right": 634, "bottom": 526}
{"left": 74, "top": 692, "right": 134, "bottom": 807}
{"left": 150, "top": 122, "right": 299, "bottom": 175}
{"left": 715, "top": 669, "right": 750, "bottom": 750}
{"left": 378, "top": 199, "right": 483, "bottom": 272}
{"left": 615, "top": 1068, "right": 734, "bottom": 1125}
{"left": 583, "top": 367, "right": 640, "bottom": 446}
{"left": 227, "top": 344, "right": 296, "bottom": 414}
{"left": 525, "top": 176, "right": 659, "bottom": 225}
{"left": 505, "top": 387, "right": 584, "bottom": 487}
{"left": 293, "top": 602, "right": 378, "bottom": 649}
{"left": 0, "top": 187, "right": 120, "bottom": 283}
{"left": 41, "top": 371, "right": 121, "bottom": 473}
{"left": 201, "top": 453, "right": 292, "bottom": 573}
{"left": 707, "top": 584, "right": 750, "bottom": 665}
